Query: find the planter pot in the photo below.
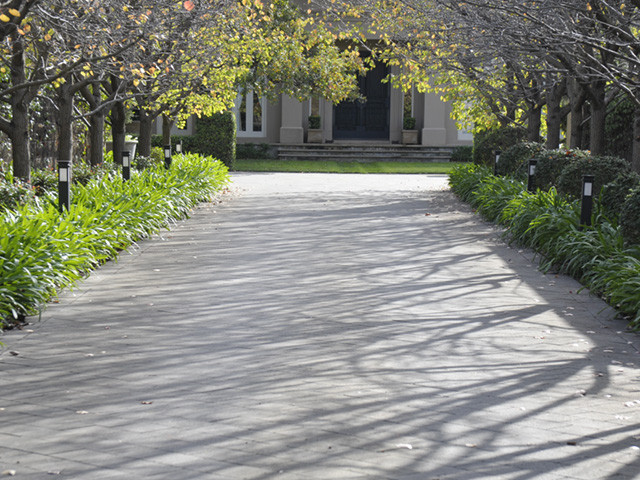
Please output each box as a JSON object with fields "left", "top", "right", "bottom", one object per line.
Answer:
{"left": 124, "top": 140, "right": 138, "bottom": 159}
{"left": 106, "top": 140, "right": 138, "bottom": 159}
{"left": 402, "top": 130, "right": 418, "bottom": 145}
{"left": 307, "top": 129, "right": 323, "bottom": 143}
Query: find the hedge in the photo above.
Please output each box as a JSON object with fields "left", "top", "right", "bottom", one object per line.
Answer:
{"left": 152, "top": 112, "right": 236, "bottom": 169}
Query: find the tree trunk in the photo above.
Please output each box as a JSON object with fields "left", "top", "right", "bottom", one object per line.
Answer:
{"left": 88, "top": 112, "right": 105, "bottom": 166}
{"left": 10, "top": 100, "right": 31, "bottom": 182}
{"left": 9, "top": 35, "right": 30, "bottom": 182}
{"left": 87, "top": 83, "right": 104, "bottom": 166}
{"left": 589, "top": 81, "right": 607, "bottom": 155}
{"left": 545, "top": 80, "right": 565, "bottom": 149}
{"left": 567, "top": 79, "right": 585, "bottom": 149}
{"left": 56, "top": 77, "right": 74, "bottom": 164}
{"left": 632, "top": 104, "right": 640, "bottom": 173}
{"left": 137, "top": 108, "right": 155, "bottom": 158}
{"left": 162, "top": 114, "right": 173, "bottom": 147}
{"left": 527, "top": 104, "right": 542, "bottom": 142}
{"left": 111, "top": 100, "right": 126, "bottom": 165}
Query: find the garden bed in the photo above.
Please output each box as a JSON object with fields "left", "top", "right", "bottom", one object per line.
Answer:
{"left": 0, "top": 154, "right": 230, "bottom": 329}
{"left": 449, "top": 163, "right": 640, "bottom": 329}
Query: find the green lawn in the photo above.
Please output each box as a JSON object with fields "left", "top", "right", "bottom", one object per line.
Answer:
{"left": 233, "top": 159, "right": 459, "bottom": 174}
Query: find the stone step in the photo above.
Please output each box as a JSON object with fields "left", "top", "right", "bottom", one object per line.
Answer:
{"left": 276, "top": 144, "right": 454, "bottom": 163}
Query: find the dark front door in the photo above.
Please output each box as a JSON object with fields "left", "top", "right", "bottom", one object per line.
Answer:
{"left": 334, "top": 60, "right": 389, "bottom": 140}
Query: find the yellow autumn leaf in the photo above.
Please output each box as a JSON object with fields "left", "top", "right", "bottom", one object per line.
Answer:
{"left": 8, "top": 8, "right": 20, "bottom": 17}
{"left": 0, "top": 14, "right": 10, "bottom": 22}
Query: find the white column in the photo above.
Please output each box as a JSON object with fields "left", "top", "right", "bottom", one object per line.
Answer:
{"left": 280, "top": 95, "right": 304, "bottom": 144}
{"left": 422, "top": 92, "right": 447, "bottom": 146}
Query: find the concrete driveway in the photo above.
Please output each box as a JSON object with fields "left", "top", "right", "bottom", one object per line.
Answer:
{"left": 1, "top": 172, "right": 639, "bottom": 479}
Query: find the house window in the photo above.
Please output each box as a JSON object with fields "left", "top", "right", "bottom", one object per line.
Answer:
{"left": 234, "top": 90, "right": 266, "bottom": 137}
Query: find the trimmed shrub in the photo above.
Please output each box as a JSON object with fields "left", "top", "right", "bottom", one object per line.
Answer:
{"left": 450, "top": 146, "right": 473, "bottom": 163}
{"left": 192, "top": 113, "right": 236, "bottom": 168}
{"left": 557, "top": 155, "right": 629, "bottom": 198}
{"left": 151, "top": 112, "right": 236, "bottom": 168}
{"left": 601, "top": 171, "right": 640, "bottom": 221}
{"left": 472, "top": 126, "right": 526, "bottom": 166}
{"left": 605, "top": 97, "right": 634, "bottom": 161}
{"left": 403, "top": 116, "right": 416, "bottom": 130}
{"left": 497, "top": 141, "right": 544, "bottom": 178}
{"left": 152, "top": 134, "right": 198, "bottom": 154}
{"left": 621, "top": 187, "right": 640, "bottom": 245}
{"left": 135, "top": 146, "right": 165, "bottom": 170}
{"left": 309, "top": 115, "right": 321, "bottom": 129}
{"left": 532, "top": 149, "right": 590, "bottom": 192}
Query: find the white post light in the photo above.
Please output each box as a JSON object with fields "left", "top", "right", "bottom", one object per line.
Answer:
{"left": 164, "top": 145, "right": 172, "bottom": 169}
{"left": 58, "top": 160, "right": 71, "bottom": 211}
{"left": 580, "top": 175, "right": 595, "bottom": 227}
{"left": 527, "top": 159, "right": 537, "bottom": 192}
{"left": 122, "top": 150, "right": 131, "bottom": 181}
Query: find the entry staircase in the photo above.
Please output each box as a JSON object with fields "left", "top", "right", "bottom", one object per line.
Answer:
{"left": 276, "top": 143, "right": 454, "bottom": 163}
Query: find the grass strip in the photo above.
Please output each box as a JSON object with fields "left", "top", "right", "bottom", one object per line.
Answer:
{"left": 234, "top": 159, "right": 458, "bottom": 174}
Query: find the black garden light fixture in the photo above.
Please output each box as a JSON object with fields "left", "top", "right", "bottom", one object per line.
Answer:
{"left": 122, "top": 150, "right": 131, "bottom": 181}
{"left": 176, "top": 142, "right": 182, "bottom": 154}
{"left": 580, "top": 174, "right": 595, "bottom": 227}
{"left": 527, "top": 158, "right": 537, "bottom": 193}
{"left": 494, "top": 150, "right": 501, "bottom": 175}
{"left": 58, "top": 159, "right": 71, "bottom": 212}
{"left": 164, "top": 145, "right": 172, "bottom": 169}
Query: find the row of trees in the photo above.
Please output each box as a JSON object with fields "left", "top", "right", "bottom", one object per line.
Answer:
{"left": 7, "top": 1, "right": 640, "bottom": 180}
{"left": 312, "top": 0, "right": 640, "bottom": 171}
{"left": 1, "top": 0, "right": 364, "bottom": 181}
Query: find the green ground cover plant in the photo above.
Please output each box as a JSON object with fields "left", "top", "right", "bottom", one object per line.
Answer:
{"left": 234, "top": 159, "right": 457, "bottom": 174}
{"left": 449, "top": 162, "right": 640, "bottom": 329}
{"left": 0, "top": 153, "right": 229, "bottom": 328}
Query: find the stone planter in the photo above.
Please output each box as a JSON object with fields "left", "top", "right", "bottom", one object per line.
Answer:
{"left": 307, "top": 129, "right": 323, "bottom": 143}
{"left": 402, "top": 130, "right": 418, "bottom": 145}
{"left": 124, "top": 140, "right": 138, "bottom": 159}
{"left": 106, "top": 140, "right": 138, "bottom": 159}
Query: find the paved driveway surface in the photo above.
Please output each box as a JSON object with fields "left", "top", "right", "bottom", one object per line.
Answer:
{"left": 1, "top": 173, "right": 640, "bottom": 479}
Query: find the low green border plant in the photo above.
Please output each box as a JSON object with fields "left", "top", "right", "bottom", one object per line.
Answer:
{"left": 0, "top": 153, "right": 229, "bottom": 328}
{"left": 449, "top": 163, "right": 640, "bottom": 329}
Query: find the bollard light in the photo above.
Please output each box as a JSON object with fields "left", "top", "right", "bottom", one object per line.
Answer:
{"left": 494, "top": 150, "right": 501, "bottom": 175}
{"left": 122, "top": 150, "right": 131, "bottom": 181}
{"left": 58, "top": 159, "right": 71, "bottom": 212}
{"left": 580, "top": 174, "right": 595, "bottom": 227}
{"left": 176, "top": 142, "right": 182, "bottom": 154}
{"left": 164, "top": 145, "right": 172, "bottom": 169}
{"left": 527, "top": 158, "right": 537, "bottom": 193}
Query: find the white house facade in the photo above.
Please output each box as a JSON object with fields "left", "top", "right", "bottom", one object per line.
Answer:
{"left": 158, "top": 45, "right": 472, "bottom": 149}
{"left": 228, "top": 61, "right": 473, "bottom": 147}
